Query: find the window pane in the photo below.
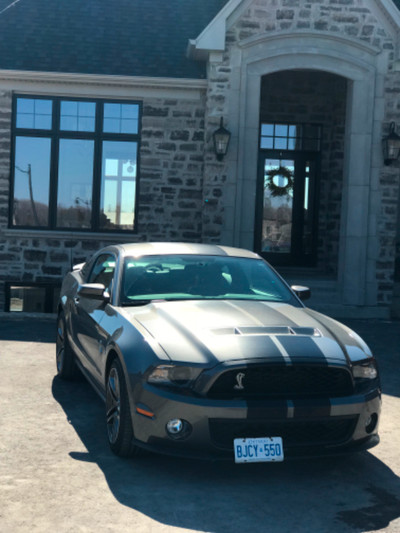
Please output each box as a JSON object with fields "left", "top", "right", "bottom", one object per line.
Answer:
{"left": 9, "top": 286, "right": 46, "bottom": 312}
{"left": 260, "top": 137, "right": 273, "bottom": 149}
{"left": 261, "top": 159, "right": 294, "bottom": 254}
{"left": 275, "top": 124, "right": 288, "bottom": 137}
{"left": 56, "top": 139, "right": 94, "bottom": 228}
{"left": 12, "top": 136, "right": 51, "bottom": 226}
{"left": 100, "top": 141, "right": 137, "bottom": 230}
{"left": 274, "top": 137, "right": 287, "bottom": 149}
{"left": 88, "top": 254, "right": 115, "bottom": 290}
{"left": 261, "top": 124, "right": 274, "bottom": 136}
{"left": 60, "top": 101, "right": 96, "bottom": 132}
{"left": 16, "top": 98, "right": 52, "bottom": 129}
{"left": 103, "top": 103, "right": 139, "bottom": 134}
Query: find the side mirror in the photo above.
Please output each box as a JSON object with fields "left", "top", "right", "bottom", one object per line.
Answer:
{"left": 291, "top": 285, "right": 311, "bottom": 301}
{"left": 78, "top": 283, "right": 110, "bottom": 302}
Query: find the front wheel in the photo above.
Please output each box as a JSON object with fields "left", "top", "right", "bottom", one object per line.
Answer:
{"left": 56, "top": 312, "right": 76, "bottom": 380}
{"left": 106, "top": 358, "right": 138, "bottom": 457}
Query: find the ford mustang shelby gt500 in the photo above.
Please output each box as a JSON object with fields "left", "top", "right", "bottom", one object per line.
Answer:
{"left": 56, "top": 242, "right": 381, "bottom": 462}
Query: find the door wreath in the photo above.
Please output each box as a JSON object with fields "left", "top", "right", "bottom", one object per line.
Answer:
{"left": 265, "top": 166, "right": 294, "bottom": 197}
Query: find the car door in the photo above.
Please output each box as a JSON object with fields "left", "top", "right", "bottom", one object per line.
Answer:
{"left": 71, "top": 252, "right": 116, "bottom": 384}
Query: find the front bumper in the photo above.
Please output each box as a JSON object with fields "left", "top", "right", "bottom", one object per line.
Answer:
{"left": 129, "top": 382, "right": 381, "bottom": 461}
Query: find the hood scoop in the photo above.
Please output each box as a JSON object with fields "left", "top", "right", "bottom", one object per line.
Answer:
{"left": 211, "top": 326, "right": 321, "bottom": 337}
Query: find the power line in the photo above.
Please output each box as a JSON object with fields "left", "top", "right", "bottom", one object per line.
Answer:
{"left": 0, "top": 0, "right": 23, "bottom": 16}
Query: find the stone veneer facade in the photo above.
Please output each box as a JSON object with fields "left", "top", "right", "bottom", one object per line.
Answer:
{"left": 199, "top": 0, "right": 400, "bottom": 312}
{"left": 1, "top": 0, "right": 400, "bottom": 316}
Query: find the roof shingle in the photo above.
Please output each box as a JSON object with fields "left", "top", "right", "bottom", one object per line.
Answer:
{"left": 0, "top": 0, "right": 228, "bottom": 78}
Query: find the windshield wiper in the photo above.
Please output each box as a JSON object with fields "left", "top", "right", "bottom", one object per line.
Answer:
{"left": 121, "top": 299, "right": 153, "bottom": 307}
{"left": 122, "top": 299, "right": 167, "bottom": 307}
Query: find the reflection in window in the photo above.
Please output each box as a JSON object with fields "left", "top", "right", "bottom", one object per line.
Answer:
{"left": 100, "top": 141, "right": 137, "bottom": 230}
{"left": 262, "top": 159, "right": 294, "bottom": 254}
{"left": 103, "top": 103, "right": 139, "bottom": 134}
{"left": 11, "top": 96, "right": 141, "bottom": 231}
{"left": 60, "top": 101, "right": 96, "bottom": 132}
{"left": 16, "top": 98, "right": 52, "bottom": 129}
{"left": 13, "top": 136, "right": 51, "bottom": 226}
{"left": 57, "top": 139, "right": 94, "bottom": 228}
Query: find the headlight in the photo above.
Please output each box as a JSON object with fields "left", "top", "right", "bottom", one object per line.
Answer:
{"left": 147, "top": 365, "right": 202, "bottom": 387}
{"left": 352, "top": 360, "right": 378, "bottom": 380}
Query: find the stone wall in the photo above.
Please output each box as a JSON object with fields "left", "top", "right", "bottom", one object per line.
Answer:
{"left": 379, "top": 70, "right": 400, "bottom": 305}
{"left": 0, "top": 89, "right": 206, "bottom": 310}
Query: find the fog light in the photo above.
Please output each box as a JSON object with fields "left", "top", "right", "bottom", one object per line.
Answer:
{"left": 167, "top": 419, "right": 183, "bottom": 435}
{"left": 365, "top": 413, "right": 378, "bottom": 434}
{"left": 165, "top": 418, "right": 192, "bottom": 440}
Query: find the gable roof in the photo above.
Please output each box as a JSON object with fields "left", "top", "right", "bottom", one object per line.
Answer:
{"left": 0, "top": 0, "right": 228, "bottom": 79}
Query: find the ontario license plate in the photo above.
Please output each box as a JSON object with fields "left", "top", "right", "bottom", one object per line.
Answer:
{"left": 234, "top": 437, "right": 284, "bottom": 463}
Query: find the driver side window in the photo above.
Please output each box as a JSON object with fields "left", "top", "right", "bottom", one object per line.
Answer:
{"left": 88, "top": 253, "right": 116, "bottom": 292}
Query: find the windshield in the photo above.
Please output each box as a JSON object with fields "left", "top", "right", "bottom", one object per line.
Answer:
{"left": 121, "top": 254, "right": 297, "bottom": 305}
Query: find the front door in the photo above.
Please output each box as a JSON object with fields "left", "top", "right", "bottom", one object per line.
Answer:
{"left": 255, "top": 151, "right": 319, "bottom": 266}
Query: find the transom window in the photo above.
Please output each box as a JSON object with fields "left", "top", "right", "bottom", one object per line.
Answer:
{"left": 10, "top": 95, "right": 141, "bottom": 232}
{"left": 260, "top": 123, "right": 322, "bottom": 152}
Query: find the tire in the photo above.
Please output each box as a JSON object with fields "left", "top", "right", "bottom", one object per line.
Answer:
{"left": 56, "top": 312, "right": 77, "bottom": 380}
{"left": 106, "top": 358, "right": 138, "bottom": 458}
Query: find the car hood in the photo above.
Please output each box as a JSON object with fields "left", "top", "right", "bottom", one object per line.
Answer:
{"left": 121, "top": 300, "right": 372, "bottom": 367}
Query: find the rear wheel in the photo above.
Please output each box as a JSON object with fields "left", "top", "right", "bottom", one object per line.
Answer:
{"left": 106, "top": 358, "right": 138, "bottom": 457}
{"left": 56, "top": 312, "right": 76, "bottom": 380}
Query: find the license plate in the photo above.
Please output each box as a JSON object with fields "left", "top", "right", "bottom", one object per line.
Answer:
{"left": 234, "top": 437, "right": 284, "bottom": 463}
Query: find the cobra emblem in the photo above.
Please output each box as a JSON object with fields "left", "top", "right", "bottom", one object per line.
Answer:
{"left": 234, "top": 372, "right": 245, "bottom": 390}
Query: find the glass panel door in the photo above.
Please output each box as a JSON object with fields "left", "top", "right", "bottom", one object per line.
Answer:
{"left": 256, "top": 152, "right": 319, "bottom": 266}
{"left": 261, "top": 159, "right": 294, "bottom": 255}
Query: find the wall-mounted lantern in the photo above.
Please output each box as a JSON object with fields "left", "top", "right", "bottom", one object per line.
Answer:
{"left": 213, "top": 118, "right": 231, "bottom": 161}
{"left": 383, "top": 122, "right": 400, "bottom": 165}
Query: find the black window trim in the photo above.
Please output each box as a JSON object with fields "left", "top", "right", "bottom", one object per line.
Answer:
{"left": 9, "top": 94, "right": 142, "bottom": 233}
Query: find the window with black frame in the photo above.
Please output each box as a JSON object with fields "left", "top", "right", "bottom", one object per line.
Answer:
{"left": 10, "top": 96, "right": 141, "bottom": 232}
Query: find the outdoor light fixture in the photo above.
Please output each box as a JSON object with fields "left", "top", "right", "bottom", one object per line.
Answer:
{"left": 382, "top": 122, "right": 400, "bottom": 165}
{"left": 213, "top": 117, "right": 231, "bottom": 161}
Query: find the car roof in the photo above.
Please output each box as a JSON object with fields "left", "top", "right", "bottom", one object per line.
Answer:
{"left": 114, "top": 242, "right": 260, "bottom": 259}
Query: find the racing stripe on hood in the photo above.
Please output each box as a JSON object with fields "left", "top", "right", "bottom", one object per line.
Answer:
{"left": 276, "top": 335, "right": 328, "bottom": 364}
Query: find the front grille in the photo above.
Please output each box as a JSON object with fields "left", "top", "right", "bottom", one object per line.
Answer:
{"left": 207, "top": 365, "right": 353, "bottom": 399}
{"left": 209, "top": 417, "right": 358, "bottom": 450}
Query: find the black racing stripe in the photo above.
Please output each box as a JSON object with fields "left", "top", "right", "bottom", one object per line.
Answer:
{"left": 291, "top": 398, "right": 331, "bottom": 418}
{"left": 276, "top": 336, "right": 328, "bottom": 364}
{"left": 246, "top": 399, "right": 288, "bottom": 420}
{"left": 242, "top": 335, "right": 287, "bottom": 362}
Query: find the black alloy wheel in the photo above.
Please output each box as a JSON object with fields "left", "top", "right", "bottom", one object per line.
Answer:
{"left": 106, "top": 358, "right": 137, "bottom": 457}
{"left": 56, "top": 312, "right": 76, "bottom": 380}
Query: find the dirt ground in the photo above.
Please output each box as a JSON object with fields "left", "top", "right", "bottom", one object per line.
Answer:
{"left": 0, "top": 316, "right": 400, "bottom": 533}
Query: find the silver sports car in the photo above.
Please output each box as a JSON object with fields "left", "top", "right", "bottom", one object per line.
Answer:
{"left": 56, "top": 242, "right": 381, "bottom": 462}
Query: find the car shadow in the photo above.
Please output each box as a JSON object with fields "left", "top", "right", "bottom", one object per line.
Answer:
{"left": 0, "top": 317, "right": 56, "bottom": 343}
{"left": 52, "top": 375, "right": 400, "bottom": 533}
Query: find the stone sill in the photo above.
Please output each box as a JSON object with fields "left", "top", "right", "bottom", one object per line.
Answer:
{"left": 2, "top": 228, "right": 138, "bottom": 243}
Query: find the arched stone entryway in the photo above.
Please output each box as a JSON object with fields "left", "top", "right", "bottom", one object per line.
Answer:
{"left": 230, "top": 32, "right": 388, "bottom": 310}
{"left": 255, "top": 70, "right": 347, "bottom": 272}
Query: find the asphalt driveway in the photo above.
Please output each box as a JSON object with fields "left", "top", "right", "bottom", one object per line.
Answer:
{"left": 0, "top": 316, "right": 400, "bottom": 533}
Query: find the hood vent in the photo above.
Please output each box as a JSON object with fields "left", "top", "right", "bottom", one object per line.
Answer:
{"left": 211, "top": 326, "right": 321, "bottom": 337}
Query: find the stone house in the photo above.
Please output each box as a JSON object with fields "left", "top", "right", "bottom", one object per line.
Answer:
{"left": 0, "top": 0, "right": 400, "bottom": 318}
